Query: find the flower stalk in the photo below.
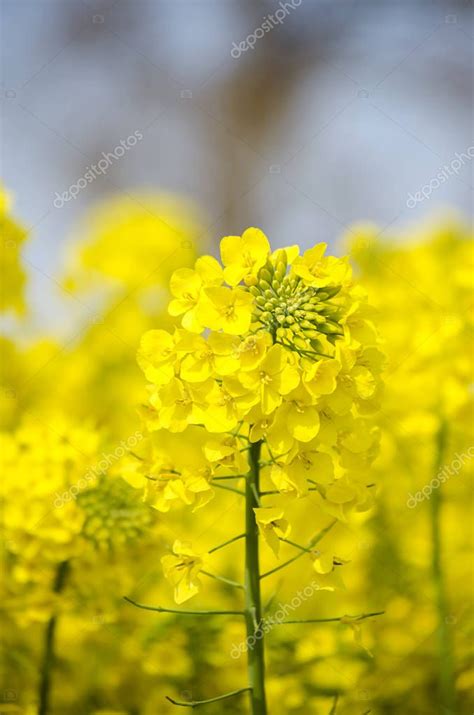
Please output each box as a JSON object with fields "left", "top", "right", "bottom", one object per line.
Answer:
{"left": 245, "top": 440, "right": 267, "bottom": 715}
{"left": 38, "top": 560, "right": 69, "bottom": 715}
{"left": 431, "top": 421, "right": 457, "bottom": 714}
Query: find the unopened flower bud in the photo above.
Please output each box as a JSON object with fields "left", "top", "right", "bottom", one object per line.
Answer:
{"left": 259, "top": 269, "right": 273, "bottom": 284}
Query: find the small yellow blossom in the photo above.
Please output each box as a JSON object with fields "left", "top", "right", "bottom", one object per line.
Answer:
{"left": 169, "top": 256, "right": 223, "bottom": 332}
{"left": 254, "top": 507, "right": 290, "bottom": 557}
{"left": 239, "top": 344, "right": 300, "bottom": 414}
{"left": 220, "top": 227, "right": 270, "bottom": 286}
{"left": 198, "top": 286, "right": 254, "bottom": 335}
{"left": 161, "top": 540, "right": 207, "bottom": 603}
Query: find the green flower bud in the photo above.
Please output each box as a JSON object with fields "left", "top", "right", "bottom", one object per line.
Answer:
{"left": 303, "top": 329, "right": 321, "bottom": 340}
{"left": 245, "top": 275, "right": 258, "bottom": 287}
{"left": 303, "top": 311, "right": 320, "bottom": 321}
{"left": 318, "top": 321, "right": 341, "bottom": 335}
{"left": 250, "top": 259, "right": 344, "bottom": 358}
{"left": 318, "top": 285, "right": 341, "bottom": 300}
{"left": 319, "top": 304, "right": 340, "bottom": 317}
{"left": 259, "top": 269, "right": 273, "bottom": 283}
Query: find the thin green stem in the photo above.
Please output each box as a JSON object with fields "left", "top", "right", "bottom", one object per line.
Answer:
{"left": 212, "top": 475, "right": 245, "bottom": 481}
{"left": 124, "top": 596, "right": 244, "bottom": 617}
{"left": 275, "top": 611, "right": 385, "bottom": 625}
{"left": 431, "top": 421, "right": 457, "bottom": 714}
{"left": 260, "top": 519, "right": 337, "bottom": 579}
{"left": 213, "top": 482, "right": 245, "bottom": 497}
{"left": 208, "top": 533, "right": 245, "bottom": 554}
{"left": 201, "top": 570, "right": 244, "bottom": 590}
{"left": 166, "top": 687, "right": 251, "bottom": 708}
{"left": 279, "top": 537, "right": 320, "bottom": 555}
{"left": 38, "top": 560, "right": 69, "bottom": 715}
{"left": 245, "top": 440, "right": 267, "bottom": 715}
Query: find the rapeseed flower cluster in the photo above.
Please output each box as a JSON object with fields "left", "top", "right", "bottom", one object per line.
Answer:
{"left": 136, "top": 227, "right": 383, "bottom": 602}
{"left": 1, "top": 416, "right": 153, "bottom": 604}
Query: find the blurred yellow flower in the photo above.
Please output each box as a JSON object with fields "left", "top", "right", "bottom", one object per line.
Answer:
{"left": 0, "top": 185, "right": 28, "bottom": 314}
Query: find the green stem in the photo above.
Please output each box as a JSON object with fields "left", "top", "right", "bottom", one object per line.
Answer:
{"left": 431, "top": 421, "right": 457, "bottom": 714}
{"left": 38, "top": 560, "right": 69, "bottom": 715}
{"left": 124, "top": 596, "right": 244, "bottom": 617}
{"left": 208, "top": 533, "right": 245, "bottom": 554}
{"left": 279, "top": 537, "right": 319, "bottom": 554}
{"left": 201, "top": 571, "right": 245, "bottom": 590}
{"left": 260, "top": 519, "right": 337, "bottom": 580}
{"left": 165, "top": 687, "right": 251, "bottom": 708}
{"left": 275, "top": 610, "right": 384, "bottom": 625}
{"left": 245, "top": 440, "right": 267, "bottom": 715}
{"left": 213, "top": 483, "right": 245, "bottom": 497}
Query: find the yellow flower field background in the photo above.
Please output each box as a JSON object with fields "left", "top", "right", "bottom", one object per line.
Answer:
{"left": 1, "top": 3, "right": 472, "bottom": 714}
{"left": 1, "top": 184, "right": 472, "bottom": 714}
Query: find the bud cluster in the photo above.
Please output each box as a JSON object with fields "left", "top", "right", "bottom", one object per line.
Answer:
{"left": 248, "top": 250, "right": 343, "bottom": 356}
{"left": 78, "top": 476, "right": 153, "bottom": 550}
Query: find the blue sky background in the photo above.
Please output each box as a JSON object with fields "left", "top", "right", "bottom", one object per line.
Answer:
{"left": 2, "top": 0, "right": 473, "bottom": 336}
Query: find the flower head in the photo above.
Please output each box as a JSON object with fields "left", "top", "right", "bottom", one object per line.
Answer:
{"left": 138, "top": 226, "right": 383, "bottom": 601}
